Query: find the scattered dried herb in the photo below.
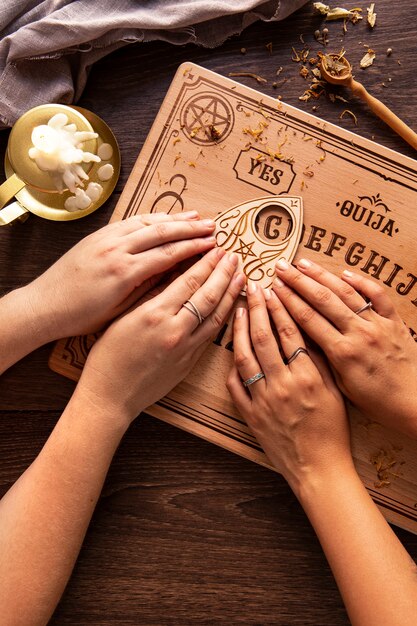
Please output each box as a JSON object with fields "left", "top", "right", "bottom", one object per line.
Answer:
{"left": 300, "top": 66, "right": 310, "bottom": 79}
{"left": 266, "top": 42, "right": 273, "bottom": 54}
{"left": 314, "top": 27, "right": 329, "bottom": 46}
{"left": 292, "top": 47, "right": 310, "bottom": 63}
{"left": 386, "top": 47, "right": 393, "bottom": 56}
{"left": 340, "top": 109, "right": 358, "bottom": 125}
{"left": 242, "top": 122, "right": 267, "bottom": 141}
{"left": 190, "top": 126, "right": 201, "bottom": 138}
{"left": 209, "top": 125, "right": 222, "bottom": 141}
{"left": 313, "top": 2, "right": 362, "bottom": 23}
{"left": 274, "top": 78, "right": 288, "bottom": 88}
{"left": 228, "top": 71, "right": 267, "bottom": 84}
{"left": 370, "top": 449, "right": 403, "bottom": 489}
{"left": 367, "top": 3, "right": 376, "bottom": 28}
{"left": 360, "top": 48, "right": 376, "bottom": 68}
{"left": 329, "top": 93, "right": 349, "bottom": 103}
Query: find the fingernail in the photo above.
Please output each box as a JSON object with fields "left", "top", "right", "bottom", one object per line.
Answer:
{"left": 297, "top": 258, "right": 312, "bottom": 269}
{"left": 202, "top": 219, "right": 215, "bottom": 228}
{"left": 343, "top": 270, "right": 354, "bottom": 277}
{"left": 276, "top": 259, "right": 289, "bottom": 271}
{"left": 235, "top": 307, "right": 246, "bottom": 319}
{"left": 229, "top": 252, "right": 238, "bottom": 265}
{"left": 182, "top": 211, "right": 199, "bottom": 218}
{"left": 274, "top": 276, "right": 284, "bottom": 288}
{"left": 204, "top": 235, "right": 217, "bottom": 242}
{"left": 247, "top": 280, "right": 257, "bottom": 294}
{"left": 264, "top": 288, "right": 271, "bottom": 300}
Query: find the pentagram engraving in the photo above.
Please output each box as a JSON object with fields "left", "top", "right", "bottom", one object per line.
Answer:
{"left": 180, "top": 92, "right": 234, "bottom": 145}
{"left": 235, "top": 239, "right": 256, "bottom": 261}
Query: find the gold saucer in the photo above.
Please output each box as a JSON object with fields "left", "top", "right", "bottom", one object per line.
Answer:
{"left": 4, "top": 106, "right": 121, "bottom": 222}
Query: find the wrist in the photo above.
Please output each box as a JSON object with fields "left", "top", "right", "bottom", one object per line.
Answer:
{"left": 23, "top": 279, "right": 60, "bottom": 344}
{"left": 67, "top": 381, "right": 133, "bottom": 438}
{"left": 0, "top": 284, "right": 55, "bottom": 373}
{"left": 287, "top": 455, "right": 358, "bottom": 507}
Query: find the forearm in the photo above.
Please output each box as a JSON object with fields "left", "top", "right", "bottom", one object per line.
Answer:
{"left": 0, "top": 387, "right": 130, "bottom": 626}
{"left": 0, "top": 284, "right": 54, "bottom": 374}
{"left": 295, "top": 462, "right": 417, "bottom": 626}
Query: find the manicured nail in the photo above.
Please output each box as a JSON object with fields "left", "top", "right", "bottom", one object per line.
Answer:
{"left": 264, "top": 288, "right": 271, "bottom": 300}
{"left": 182, "top": 211, "right": 199, "bottom": 218}
{"left": 204, "top": 235, "right": 217, "bottom": 242}
{"left": 343, "top": 269, "right": 354, "bottom": 277}
{"left": 229, "top": 252, "right": 238, "bottom": 265}
{"left": 274, "top": 276, "right": 284, "bottom": 288}
{"left": 276, "top": 259, "right": 289, "bottom": 271}
{"left": 202, "top": 218, "right": 215, "bottom": 228}
{"left": 297, "top": 258, "right": 312, "bottom": 269}
{"left": 235, "top": 307, "right": 246, "bottom": 319}
{"left": 247, "top": 280, "right": 257, "bottom": 294}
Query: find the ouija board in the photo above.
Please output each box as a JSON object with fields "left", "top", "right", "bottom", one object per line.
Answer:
{"left": 50, "top": 63, "right": 417, "bottom": 533}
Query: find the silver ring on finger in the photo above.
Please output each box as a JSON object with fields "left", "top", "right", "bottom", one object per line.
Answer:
{"left": 182, "top": 299, "right": 205, "bottom": 325}
{"left": 286, "top": 347, "right": 310, "bottom": 365}
{"left": 243, "top": 371, "right": 265, "bottom": 387}
{"left": 355, "top": 301, "right": 373, "bottom": 316}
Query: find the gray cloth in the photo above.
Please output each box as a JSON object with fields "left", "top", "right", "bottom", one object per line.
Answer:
{"left": 0, "top": 0, "right": 307, "bottom": 128}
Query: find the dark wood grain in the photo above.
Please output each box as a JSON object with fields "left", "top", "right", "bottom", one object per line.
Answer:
{"left": 1, "top": 1, "right": 417, "bottom": 623}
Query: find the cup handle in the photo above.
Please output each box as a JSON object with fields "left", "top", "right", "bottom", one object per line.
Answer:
{"left": 0, "top": 174, "right": 29, "bottom": 225}
{"left": 0, "top": 173, "right": 26, "bottom": 208}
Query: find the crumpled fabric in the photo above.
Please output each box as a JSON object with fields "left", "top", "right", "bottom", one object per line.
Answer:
{"left": 0, "top": 0, "right": 308, "bottom": 128}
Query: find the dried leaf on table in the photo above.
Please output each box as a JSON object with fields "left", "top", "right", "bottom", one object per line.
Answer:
{"left": 360, "top": 48, "right": 376, "bottom": 68}
{"left": 313, "top": 2, "right": 363, "bottom": 22}
{"left": 367, "top": 3, "right": 377, "bottom": 28}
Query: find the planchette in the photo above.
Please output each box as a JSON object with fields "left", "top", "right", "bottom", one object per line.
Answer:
{"left": 214, "top": 195, "right": 303, "bottom": 292}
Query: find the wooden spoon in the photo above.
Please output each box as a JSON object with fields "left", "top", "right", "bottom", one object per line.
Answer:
{"left": 319, "top": 53, "right": 417, "bottom": 151}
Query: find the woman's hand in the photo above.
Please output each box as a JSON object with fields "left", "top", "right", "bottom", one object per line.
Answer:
{"left": 76, "top": 247, "right": 245, "bottom": 427}
{"left": 273, "top": 258, "right": 417, "bottom": 438}
{"left": 24, "top": 211, "right": 217, "bottom": 342}
{"left": 226, "top": 281, "right": 351, "bottom": 495}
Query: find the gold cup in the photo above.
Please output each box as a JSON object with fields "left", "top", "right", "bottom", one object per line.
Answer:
{"left": 0, "top": 103, "right": 120, "bottom": 225}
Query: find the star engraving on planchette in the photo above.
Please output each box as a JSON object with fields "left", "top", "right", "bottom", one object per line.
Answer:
{"left": 234, "top": 239, "right": 257, "bottom": 261}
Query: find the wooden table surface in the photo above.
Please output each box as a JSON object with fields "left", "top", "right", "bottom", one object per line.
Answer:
{"left": 1, "top": 2, "right": 417, "bottom": 624}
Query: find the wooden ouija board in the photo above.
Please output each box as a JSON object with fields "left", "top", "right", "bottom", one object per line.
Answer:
{"left": 50, "top": 63, "right": 417, "bottom": 533}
